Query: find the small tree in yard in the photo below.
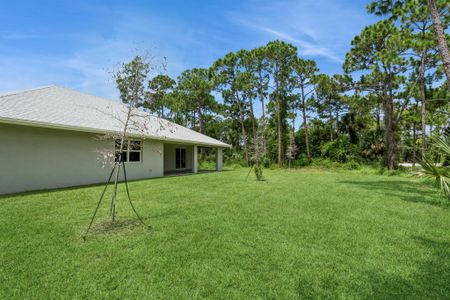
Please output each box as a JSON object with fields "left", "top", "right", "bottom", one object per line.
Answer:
{"left": 84, "top": 55, "right": 162, "bottom": 236}
{"left": 286, "top": 131, "right": 298, "bottom": 169}
{"left": 247, "top": 118, "right": 268, "bottom": 181}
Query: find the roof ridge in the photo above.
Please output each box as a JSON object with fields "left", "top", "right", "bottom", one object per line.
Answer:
{"left": 0, "top": 85, "right": 56, "bottom": 99}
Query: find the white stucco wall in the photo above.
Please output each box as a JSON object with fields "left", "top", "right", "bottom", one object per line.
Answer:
{"left": 0, "top": 123, "right": 164, "bottom": 194}
{"left": 163, "top": 143, "right": 193, "bottom": 172}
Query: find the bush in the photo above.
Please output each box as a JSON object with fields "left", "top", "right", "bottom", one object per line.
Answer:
{"left": 224, "top": 151, "right": 246, "bottom": 166}
{"left": 359, "top": 129, "right": 384, "bottom": 160}
{"left": 262, "top": 157, "right": 271, "bottom": 168}
{"left": 320, "top": 135, "right": 359, "bottom": 163}
{"left": 293, "top": 155, "right": 312, "bottom": 167}
{"left": 342, "top": 160, "right": 361, "bottom": 170}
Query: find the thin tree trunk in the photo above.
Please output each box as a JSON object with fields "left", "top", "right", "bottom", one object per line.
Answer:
{"left": 111, "top": 163, "right": 120, "bottom": 222}
{"left": 111, "top": 106, "right": 132, "bottom": 221}
{"left": 235, "top": 92, "right": 249, "bottom": 166}
{"left": 428, "top": 0, "right": 450, "bottom": 91}
{"left": 192, "top": 111, "right": 196, "bottom": 130}
{"left": 412, "top": 122, "right": 417, "bottom": 167}
{"left": 277, "top": 98, "right": 283, "bottom": 165}
{"left": 257, "top": 70, "right": 267, "bottom": 155}
{"left": 199, "top": 109, "right": 205, "bottom": 160}
{"left": 329, "top": 109, "right": 334, "bottom": 141}
{"left": 259, "top": 69, "right": 266, "bottom": 118}
{"left": 198, "top": 110, "right": 205, "bottom": 134}
{"left": 420, "top": 94, "right": 427, "bottom": 157}
{"left": 274, "top": 65, "right": 283, "bottom": 166}
{"left": 249, "top": 98, "right": 256, "bottom": 134}
{"left": 376, "top": 105, "right": 381, "bottom": 131}
{"left": 384, "top": 81, "right": 396, "bottom": 170}
{"left": 300, "top": 85, "right": 311, "bottom": 160}
{"left": 335, "top": 108, "right": 339, "bottom": 136}
{"left": 384, "top": 99, "right": 395, "bottom": 169}
{"left": 419, "top": 53, "right": 427, "bottom": 158}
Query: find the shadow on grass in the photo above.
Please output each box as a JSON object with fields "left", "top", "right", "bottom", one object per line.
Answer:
{"left": 361, "top": 236, "right": 450, "bottom": 298}
{"left": 338, "top": 179, "right": 446, "bottom": 207}
{"left": 295, "top": 236, "right": 450, "bottom": 298}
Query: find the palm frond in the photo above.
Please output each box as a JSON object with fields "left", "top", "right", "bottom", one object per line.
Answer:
{"left": 433, "top": 136, "right": 450, "bottom": 157}
{"left": 417, "top": 136, "right": 450, "bottom": 198}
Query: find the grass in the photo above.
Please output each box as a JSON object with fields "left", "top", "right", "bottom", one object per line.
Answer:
{"left": 0, "top": 168, "right": 449, "bottom": 299}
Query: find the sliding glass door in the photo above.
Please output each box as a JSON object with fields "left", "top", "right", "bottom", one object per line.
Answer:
{"left": 175, "top": 148, "right": 186, "bottom": 169}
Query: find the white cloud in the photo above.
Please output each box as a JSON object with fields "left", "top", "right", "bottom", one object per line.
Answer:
{"left": 233, "top": 19, "right": 343, "bottom": 62}
{"left": 0, "top": 0, "right": 377, "bottom": 97}
{"left": 227, "top": 0, "right": 377, "bottom": 66}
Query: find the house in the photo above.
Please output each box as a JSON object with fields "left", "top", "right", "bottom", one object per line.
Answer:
{"left": 0, "top": 85, "right": 230, "bottom": 195}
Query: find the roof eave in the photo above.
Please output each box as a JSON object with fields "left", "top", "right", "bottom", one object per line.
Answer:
{"left": 0, "top": 117, "right": 232, "bottom": 148}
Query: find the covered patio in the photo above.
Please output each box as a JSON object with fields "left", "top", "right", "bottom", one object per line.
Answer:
{"left": 163, "top": 143, "right": 223, "bottom": 176}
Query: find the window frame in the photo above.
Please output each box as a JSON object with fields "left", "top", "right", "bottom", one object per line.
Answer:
{"left": 114, "top": 139, "right": 143, "bottom": 164}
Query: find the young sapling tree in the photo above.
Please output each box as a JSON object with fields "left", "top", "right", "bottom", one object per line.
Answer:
{"left": 84, "top": 55, "right": 163, "bottom": 236}
{"left": 286, "top": 131, "right": 298, "bottom": 169}
{"left": 247, "top": 117, "right": 268, "bottom": 181}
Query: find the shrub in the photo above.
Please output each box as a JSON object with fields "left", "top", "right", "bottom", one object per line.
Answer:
{"left": 342, "top": 160, "right": 361, "bottom": 170}
{"left": 320, "top": 135, "right": 359, "bottom": 163}
{"left": 359, "top": 129, "right": 384, "bottom": 160}
{"left": 294, "top": 155, "right": 312, "bottom": 167}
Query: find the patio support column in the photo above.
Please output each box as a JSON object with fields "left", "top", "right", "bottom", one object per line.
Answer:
{"left": 192, "top": 145, "right": 198, "bottom": 173}
{"left": 216, "top": 147, "right": 223, "bottom": 171}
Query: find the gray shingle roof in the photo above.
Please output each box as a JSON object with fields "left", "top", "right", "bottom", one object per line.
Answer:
{"left": 0, "top": 85, "right": 230, "bottom": 148}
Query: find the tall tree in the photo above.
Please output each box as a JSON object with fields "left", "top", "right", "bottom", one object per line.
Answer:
{"left": 237, "top": 49, "right": 258, "bottom": 134}
{"left": 427, "top": 0, "right": 450, "bottom": 89}
{"left": 368, "top": 0, "right": 447, "bottom": 156}
{"left": 146, "top": 74, "right": 176, "bottom": 118}
{"left": 246, "top": 46, "right": 270, "bottom": 118}
{"left": 176, "top": 68, "right": 217, "bottom": 134}
{"left": 266, "top": 40, "right": 297, "bottom": 165}
{"left": 211, "top": 52, "right": 252, "bottom": 165}
{"left": 345, "top": 20, "right": 409, "bottom": 169}
{"left": 313, "top": 74, "right": 349, "bottom": 141}
{"left": 293, "top": 58, "right": 318, "bottom": 160}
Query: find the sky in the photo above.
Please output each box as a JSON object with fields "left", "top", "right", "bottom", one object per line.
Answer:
{"left": 0, "top": 0, "right": 379, "bottom": 100}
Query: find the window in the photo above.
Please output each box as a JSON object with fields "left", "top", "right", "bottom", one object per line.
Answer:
{"left": 176, "top": 148, "right": 186, "bottom": 169}
{"left": 115, "top": 139, "right": 142, "bottom": 163}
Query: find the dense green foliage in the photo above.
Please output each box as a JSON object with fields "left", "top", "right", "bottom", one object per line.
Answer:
{"left": 1, "top": 169, "right": 449, "bottom": 298}
{"left": 140, "top": 0, "right": 448, "bottom": 171}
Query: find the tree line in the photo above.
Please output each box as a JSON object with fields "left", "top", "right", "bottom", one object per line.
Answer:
{"left": 141, "top": 0, "right": 449, "bottom": 170}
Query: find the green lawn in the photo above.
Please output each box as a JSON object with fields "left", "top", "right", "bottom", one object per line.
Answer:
{"left": 0, "top": 169, "right": 449, "bottom": 299}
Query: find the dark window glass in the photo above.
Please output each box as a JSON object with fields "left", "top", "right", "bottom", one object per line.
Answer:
{"left": 115, "top": 151, "right": 127, "bottom": 162}
{"left": 130, "top": 140, "right": 142, "bottom": 150}
{"left": 129, "top": 151, "right": 141, "bottom": 162}
{"left": 115, "top": 139, "right": 128, "bottom": 151}
{"left": 176, "top": 148, "right": 186, "bottom": 169}
{"left": 181, "top": 149, "right": 186, "bottom": 168}
{"left": 176, "top": 148, "right": 180, "bottom": 169}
